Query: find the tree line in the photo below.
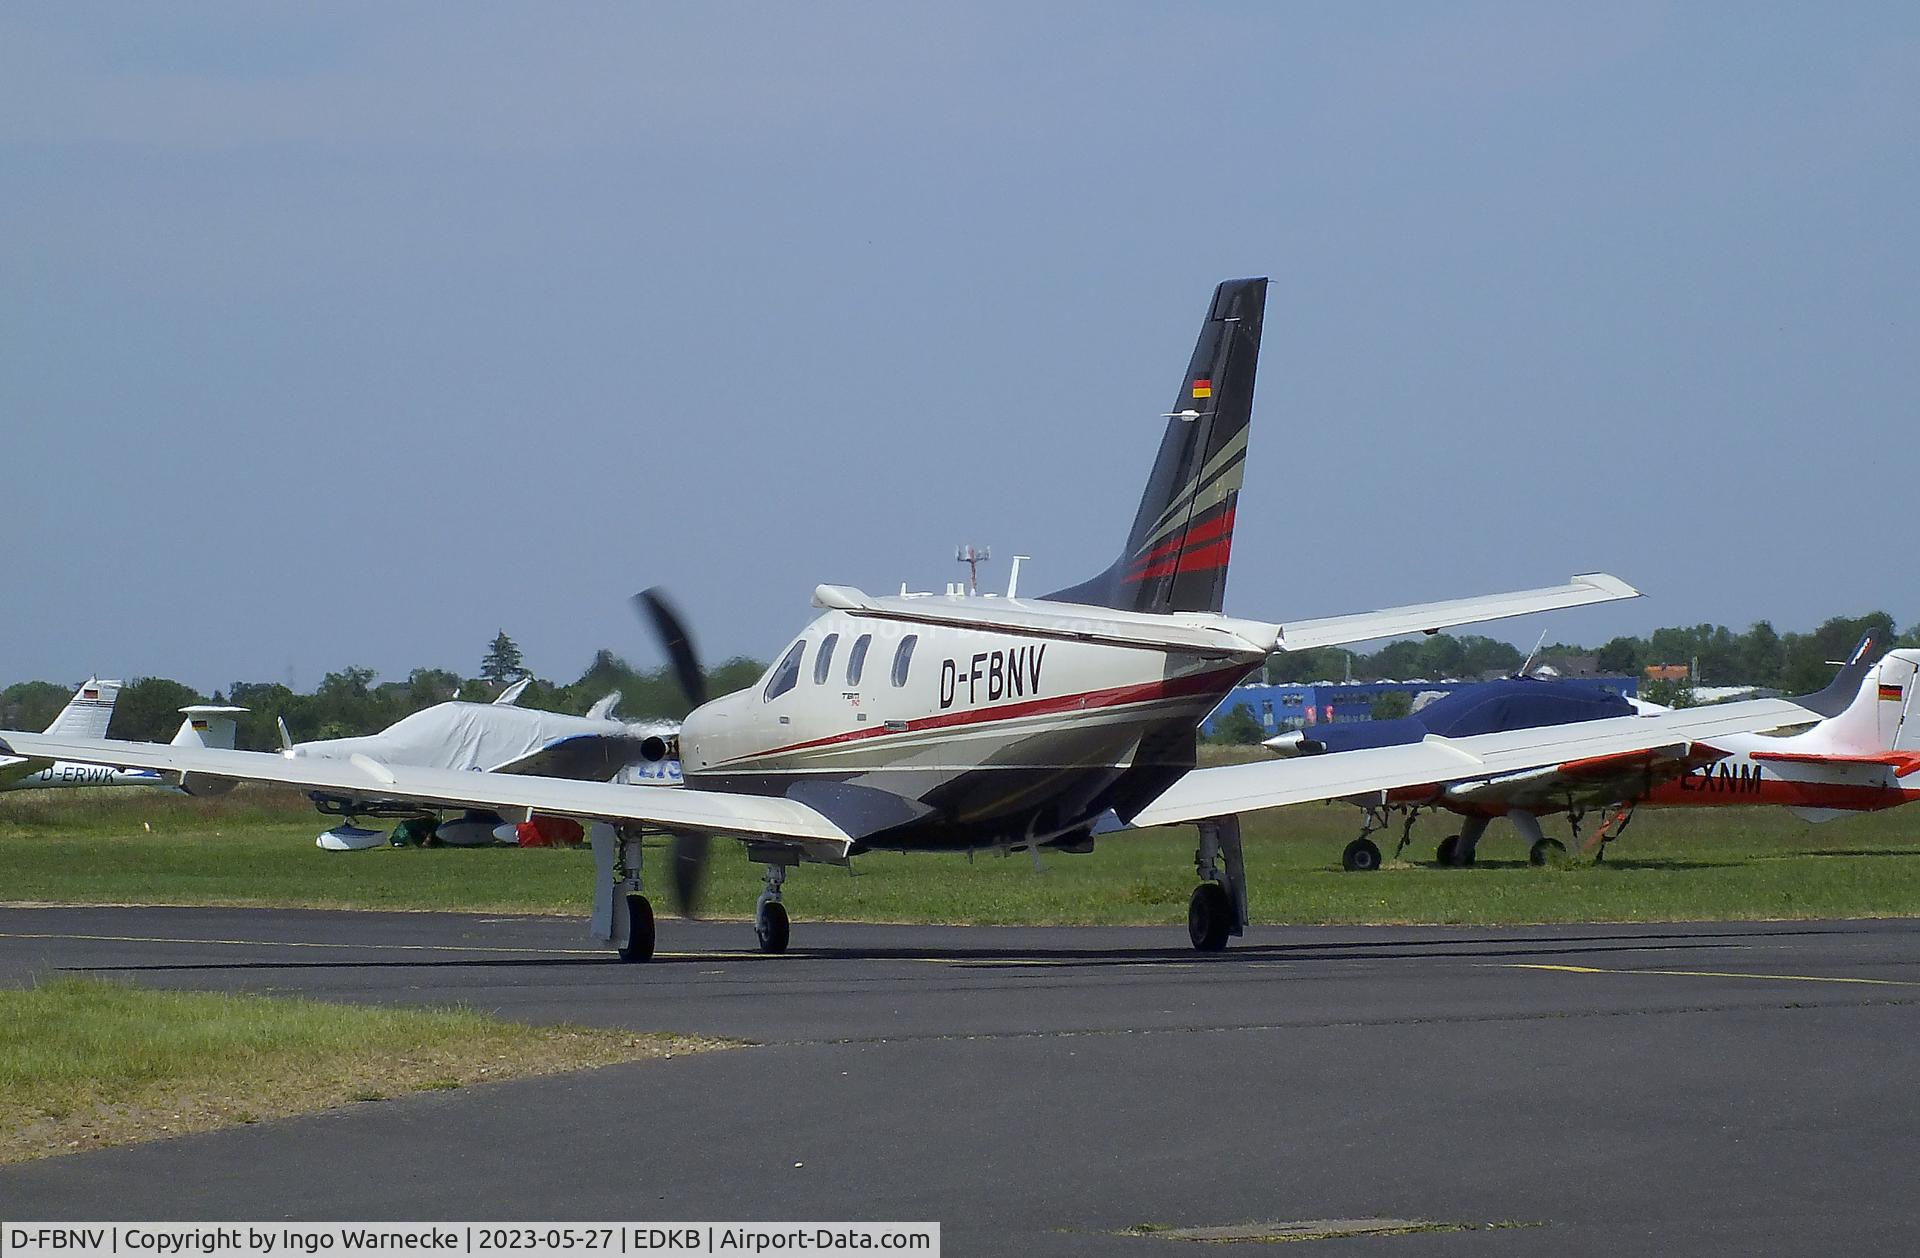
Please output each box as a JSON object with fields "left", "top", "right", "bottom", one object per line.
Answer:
{"left": 4, "top": 612, "right": 1915, "bottom": 748}
{"left": 0, "top": 631, "right": 764, "bottom": 750}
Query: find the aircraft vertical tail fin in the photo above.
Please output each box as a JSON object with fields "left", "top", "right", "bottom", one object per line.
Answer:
{"left": 1045, "top": 277, "right": 1268, "bottom": 615}
{"left": 44, "top": 678, "right": 121, "bottom": 739}
{"left": 1882, "top": 650, "right": 1920, "bottom": 751}
{"left": 1793, "top": 637, "right": 1903, "bottom": 753}
{"left": 171, "top": 705, "right": 248, "bottom": 750}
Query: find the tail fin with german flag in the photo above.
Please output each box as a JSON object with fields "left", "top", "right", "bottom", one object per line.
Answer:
{"left": 1046, "top": 277, "right": 1267, "bottom": 615}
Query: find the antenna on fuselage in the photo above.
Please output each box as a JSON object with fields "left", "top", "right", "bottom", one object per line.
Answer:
{"left": 955, "top": 544, "right": 992, "bottom": 595}
{"left": 1007, "top": 555, "right": 1031, "bottom": 599}
{"left": 1517, "top": 628, "right": 1550, "bottom": 679}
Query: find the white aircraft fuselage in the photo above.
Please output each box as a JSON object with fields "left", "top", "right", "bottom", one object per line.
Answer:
{"left": 1, "top": 761, "right": 165, "bottom": 791}
{"left": 680, "top": 604, "right": 1262, "bottom": 851}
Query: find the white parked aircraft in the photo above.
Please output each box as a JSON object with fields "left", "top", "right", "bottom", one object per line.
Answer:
{"left": 0, "top": 678, "right": 244, "bottom": 792}
{"left": 0, "top": 278, "right": 1834, "bottom": 958}
{"left": 268, "top": 690, "right": 678, "bottom": 849}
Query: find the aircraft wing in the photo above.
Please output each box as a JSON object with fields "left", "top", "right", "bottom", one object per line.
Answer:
{"left": 1273, "top": 573, "right": 1640, "bottom": 651}
{"left": 1129, "top": 696, "right": 1814, "bottom": 827}
{"left": 1438, "top": 745, "right": 1715, "bottom": 812}
{"left": 0, "top": 732, "right": 851, "bottom": 853}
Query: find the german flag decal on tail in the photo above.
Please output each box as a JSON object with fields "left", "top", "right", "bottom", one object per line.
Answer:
{"left": 1880, "top": 684, "right": 1904, "bottom": 702}
{"left": 1191, "top": 378, "right": 1213, "bottom": 399}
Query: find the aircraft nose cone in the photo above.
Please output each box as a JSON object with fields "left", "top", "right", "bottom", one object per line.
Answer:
{"left": 676, "top": 703, "right": 719, "bottom": 773}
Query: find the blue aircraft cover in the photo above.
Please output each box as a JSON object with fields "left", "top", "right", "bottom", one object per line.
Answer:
{"left": 1299, "top": 679, "right": 1635, "bottom": 755}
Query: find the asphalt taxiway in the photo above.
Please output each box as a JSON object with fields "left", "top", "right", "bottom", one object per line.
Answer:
{"left": 2, "top": 905, "right": 1917, "bottom": 1255}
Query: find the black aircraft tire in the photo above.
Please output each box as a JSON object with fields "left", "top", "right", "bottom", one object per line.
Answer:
{"left": 1436, "top": 835, "right": 1459, "bottom": 866}
{"left": 1188, "top": 882, "right": 1233, "bottom": 952}
{"left": 1342, "top": 838, "right": 1383, "bottom": 872}
{"left": 756, "top": 901, "right": 790, "bottom": 954}
{"left": 617, "top": 894, "right": 656, "bottom": 963}
{"left": 1530, "top": 838, "right": 1567, "bottom": 866}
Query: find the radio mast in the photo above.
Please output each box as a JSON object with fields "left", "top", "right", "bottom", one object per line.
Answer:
{"left": 955, "top": 544, "right": 992, "bottom": 595}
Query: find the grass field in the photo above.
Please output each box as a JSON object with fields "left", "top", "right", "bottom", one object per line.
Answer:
{"left": 3, "top": 782, "right": 1918, "bottom": 925}
{"left": 0, "top": 977, "right": 727, "bottom": 1162}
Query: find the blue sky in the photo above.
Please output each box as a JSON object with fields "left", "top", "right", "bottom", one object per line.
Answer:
{"left": 3, "top": 3, "right": 1916, "bottom": 692}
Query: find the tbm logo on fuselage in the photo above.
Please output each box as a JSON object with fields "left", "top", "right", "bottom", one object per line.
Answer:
{"left": 939, "top": 644, "right": 1047, "bottom": 710}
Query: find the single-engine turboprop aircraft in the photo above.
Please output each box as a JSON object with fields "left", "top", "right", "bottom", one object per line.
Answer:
{"left": 0, "top": 278, "right": 1836, "bottom": 959}
{"left": 1290, "top": 638, "right": 1915, "bottom": 869}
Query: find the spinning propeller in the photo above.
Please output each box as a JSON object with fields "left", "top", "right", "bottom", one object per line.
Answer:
{"left": 633, "top": 587, "right": 712, "bottom": 917}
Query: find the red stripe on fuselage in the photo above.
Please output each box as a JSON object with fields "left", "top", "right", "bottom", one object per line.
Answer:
{"left": 1641, "top": 775, "right": 1920, "bottom": 811}
{"left": 721, "top": 663, "right": 1251, "bottom": 766}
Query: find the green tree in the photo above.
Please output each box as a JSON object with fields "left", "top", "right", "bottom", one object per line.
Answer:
{"left": 480, "top": 631, "right": 525, "bottom": 686}
{"left": 1369, "top": 691, "right": 1413, "bottom": 720}
{"left": 228, "top": 681, "right": 300, "bottom": 750}
{"left": 1740, "top": 621, "right": 1785, "bottom": 689}
{"left": 1780, "top": 612, "right": 1898, "bottom": 693}
{"left": 1, "top": 680, "right": 76, "bottom": 733}
{"left": 407, "top": 668, "right": 463, "bottom": 707}
{"left": 1640, "top": 676, "right": 1697, "bottom": 708}
{"left": 1208, "top": 703, "right": 1267, "bottom": 745}
{"left": 1595, "top": 636, "right": 1646, "bottom": 675}
{"left": 108, "top": 678, "right": 205, "bottom": 742}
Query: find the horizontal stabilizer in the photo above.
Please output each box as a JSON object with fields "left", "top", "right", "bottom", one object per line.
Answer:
{"left": 1275, "top": 574, "right": 1640, "bottom": 652}
{"left": 1749, "top": 749, "right": 1920, "bottom": 777}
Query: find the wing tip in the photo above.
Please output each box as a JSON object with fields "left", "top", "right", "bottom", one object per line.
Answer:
{"left": 1572, "top": 572, "right": 1642, "bottom": 599}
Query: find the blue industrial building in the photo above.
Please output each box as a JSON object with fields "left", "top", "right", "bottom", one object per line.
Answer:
{"left": 1200, "top": 674, "right": 1641, "bottom": 738}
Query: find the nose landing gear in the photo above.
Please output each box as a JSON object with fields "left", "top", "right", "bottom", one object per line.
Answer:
{"left": 755, "top": 861, "right": 791, "bottom": 953}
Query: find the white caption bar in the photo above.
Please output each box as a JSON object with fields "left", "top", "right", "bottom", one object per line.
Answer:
{"left": 2, "top": 1225, "right": 939, "bottom": 1258}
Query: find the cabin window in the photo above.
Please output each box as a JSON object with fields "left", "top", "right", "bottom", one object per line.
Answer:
{"left": 891, "top": 634, "right": 918, "bottom": 687}
{"left": 846, "top": 634, "right": 873, "bottom": 686}
{"left": 764, "top": 640, "right": 806, "bottom": 702}
{"left": 813, "top": 634, "right": 839, "bottom": 685}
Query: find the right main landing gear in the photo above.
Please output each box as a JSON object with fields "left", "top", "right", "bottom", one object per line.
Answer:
{"left": 1188, "top": 816, "right": 1248, "bottom": 952}
{"left": 612, "top": 826, "right": 655, "bottom": 962}
{"left": 1437, "top": 816, "right": 1488, "bottom": 867}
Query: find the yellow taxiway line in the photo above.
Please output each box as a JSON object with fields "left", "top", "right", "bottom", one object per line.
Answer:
{"left": 0, "top": 930, "right": 756, "bottom": 959}
{"left": 1501, "top": 962, "right": 1920, "bottom": 988}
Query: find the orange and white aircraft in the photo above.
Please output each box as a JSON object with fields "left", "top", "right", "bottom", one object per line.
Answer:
{"left": 0, "top": 278, "right": 1839, "bottom": 958}
{"left": 1310, "top": 640, "right": 1918, "bottom": 869}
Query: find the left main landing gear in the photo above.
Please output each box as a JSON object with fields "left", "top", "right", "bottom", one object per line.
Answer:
{"left": 1342, "top": 806, "right": 1389, "bottom": 872}
{"left": 1189, "top": 815, "right": 1248, "bottom": 952}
